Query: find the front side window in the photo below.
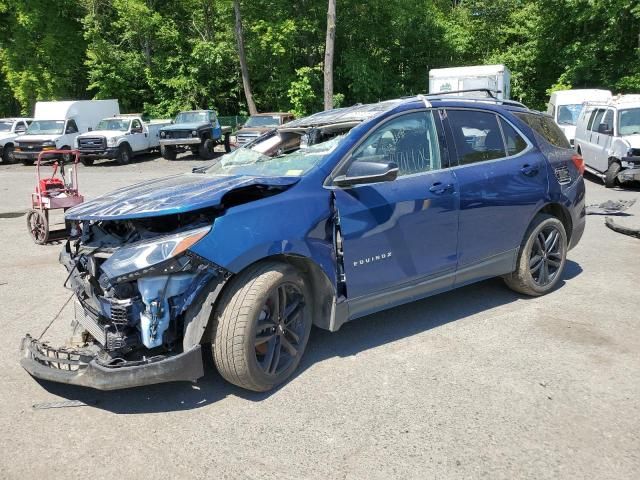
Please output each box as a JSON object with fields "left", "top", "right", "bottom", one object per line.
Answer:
{"left": 66, "top": 120, "right": 78, "bottom": 134}
{"left": 556, "top": 104, "right": 583, "bottom": 126}
{"left": 447, "top": 110, "right": 506, "bottom": 165}
{"left": 618, "top": 108, "right": 640, "bottom": 136}
{"left": 349, "top": 111, "right": 442, "bottom": 176}
{"left": 599, "top": 110, "right": 614, "bottom": 135}
{"left": 131, "top": 119, "right": 142, "bottom": 131}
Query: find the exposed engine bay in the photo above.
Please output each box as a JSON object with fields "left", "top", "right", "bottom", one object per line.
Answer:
{"left": 58, "top": 210, "right": 227, "bottom": 367}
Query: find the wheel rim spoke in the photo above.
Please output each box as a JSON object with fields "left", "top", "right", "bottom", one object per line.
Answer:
{"left": 280, "top": 336, "right": 298, "bottom": 357}
{"left": 255, "top": 333, "right": 275, "bottom": 347}
{"left": 529, "top": 254, "right": 542, "bottom": 269}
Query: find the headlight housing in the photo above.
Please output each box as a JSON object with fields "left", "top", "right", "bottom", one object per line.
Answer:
{"left": 42, "top": 141, "right": 55, "bottom": 147}
{"left": 101, "top": 226, "right": 211, "bottom": 281}
{"left": 192, "top": 130, "right": 198, "bottom": 137}
{"left": 160, "top": 131, "right": 166, "bottom": 138}
{"left": 106, "top": 137, "right": 118, "bottom": 147}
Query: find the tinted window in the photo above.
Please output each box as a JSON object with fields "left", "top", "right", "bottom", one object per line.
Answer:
{"left": 500, "top": 118, "right": 527, "bottom": 156}
{"left": 447, "top": 110, "right": 506, "bottom": 165}
{"left": 515, "top": 112, "right": 570, "bottom": 149}
{"left": 350, "top": 111, "right": 442, "bottom": 176}
{"left": 599, "top": 110, "right": 614, "bottom": 134}
{"left": 590, "top": 109, "right": 605, "bottom": 132}
{"left": 66, "top": 120, "right": 78, "bottom": 134}
{"left": 132, "top": 119, "right": 142, "bottom": 130}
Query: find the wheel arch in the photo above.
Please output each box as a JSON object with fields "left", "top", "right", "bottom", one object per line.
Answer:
{"left": 537, "top": 202, "right": 573, "bottom": 242}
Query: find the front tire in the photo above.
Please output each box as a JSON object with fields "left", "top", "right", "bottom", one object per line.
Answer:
{"left": 2, "top": 144, "right": 15, "bottom": 163}
{"left": 81, "top": 157, "right": 95, "bottom": 166}
{"left": 504, "top": 214, "right": 567, "bottom": 296}
{"left": 116, "top": 143, "right": 132, "bottom": 165}
{"left": 212, "top": 261, "right": 312, "bottom": 392}
{"left": 161, "top": 144, "right": 177, "bottom": 160}
{"left": 198, "top": 138, "right": 215, "bottom": 160}
{"left": 604, "top": 161, "right": 621, "bottom": 188}
{"left": 224, "top": 133, "right": 231, "bottom": 153}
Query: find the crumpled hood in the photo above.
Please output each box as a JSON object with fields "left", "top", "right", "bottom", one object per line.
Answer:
{"left": 66, "top": 173, "right": 300, "bottom": 221}
{"left": 161, "top": 122, "right": 208, "bottom": 132}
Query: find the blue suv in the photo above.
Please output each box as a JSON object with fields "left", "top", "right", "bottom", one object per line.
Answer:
{"left": 20, "top": 93, "right": 586, "bottom": 392}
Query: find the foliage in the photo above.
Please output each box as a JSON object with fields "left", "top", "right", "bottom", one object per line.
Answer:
{"left": 1, "top": 0, "right": 639, "bottom": 117}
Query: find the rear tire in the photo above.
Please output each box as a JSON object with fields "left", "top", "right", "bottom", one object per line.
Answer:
{"left": 22, "top": 158, "right": 34, "bottom": 166}
{"left": 116, "top": 143, "right": 132, "bottom": 165}
{"left": 161, "top": 145, "right": 177, "bottom": 160}
{"left": 2, "top": 144, "right": 15, "bottom": 163}
{"left": 211, "top": 261, "right": 312, "bottom": 392}
{"left": 503, "top": 214, "right": 567, "bottom": 296}
{"left": 81, "top": 157, "right": 95, "bottom": 166}
{"left": 224, "top": 133, "right": 231, "bottom": 153}
{"left": 198, "top": 138, "right": 215, "bottom": 160}
{"left": 604, "top": 161, "right": 621, "bottom": 188}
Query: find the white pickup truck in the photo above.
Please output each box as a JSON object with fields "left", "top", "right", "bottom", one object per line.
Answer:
{"left": 0, "top": 118, "right": 32, "bottom": 163}
{"left": 75, "top": 115, "right": 171, "bottom": 165}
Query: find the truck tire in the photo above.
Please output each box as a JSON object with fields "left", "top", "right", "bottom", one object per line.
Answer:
{"left": 60, "top": 146, "right": 72, "bottom": 163}
{"left": 2, "top": 144, "right": 15, "bottom": 163}
{"left": 116, "top": 143, "right": 132, "bottom": 165}
{"left": 224, "top": 133, "right": 231, "bottom": 153}
{"left": 198, "top": 138, "right": 215, "bottom": 160}
{"left": 22, "top": 158, "right": 34, "bottom": 166}
{"left": 161, "top": 145, "right": 177, "bottom": 160}
{"left": 81, "top": 157, "right": 95, "bottom": 166}
{"left": 503, "top": 214, "right": 567, "bottom": 297}
{"left": 211, "top": 261, "right": 312, "bottom": 392}
{"left": 604, "top": 161, "right": 621, "bottom": 188}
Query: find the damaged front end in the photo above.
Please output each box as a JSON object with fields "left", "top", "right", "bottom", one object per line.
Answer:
{"left": 20, "top": 211, "right": 229, "bottom": 390}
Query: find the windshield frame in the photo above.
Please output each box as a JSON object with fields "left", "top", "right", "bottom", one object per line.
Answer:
{"left": 244, "top": 115, "right": 281, "bottom": 128}
{"left": 175, "top": 111, "right": 210, "bottom": 124}
{"left": 617, "top": 108, "right": 640, "bottom": 136}
{"left": 25, "top": 120, "right": 66, "bottom": 136}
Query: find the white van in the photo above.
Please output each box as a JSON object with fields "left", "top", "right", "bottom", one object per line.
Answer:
{"left": 14, "top": 100, "right": 119, "bottom": 165}
{"left": 574, "top": 95, "right": 640, "bottom": 187}
{"left": 429, "top": 65, "right": 511, "bottom": 100}
{"left": 546, "top": 89, "right": 612, "bottom": 145}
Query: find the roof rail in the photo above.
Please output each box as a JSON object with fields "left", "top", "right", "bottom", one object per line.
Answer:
{"left": 424, "top": 90, "right": 527, "bottom": 109}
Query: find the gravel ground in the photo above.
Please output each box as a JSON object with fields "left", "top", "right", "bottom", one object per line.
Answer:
{"left": 0, "top": 154, "right": 638, "bottom": 480}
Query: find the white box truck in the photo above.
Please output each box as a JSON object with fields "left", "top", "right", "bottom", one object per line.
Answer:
{"left": 429, "top": 65, "right": 511, "bottom": 100}
{"left": 75, "top": 114, "right": 171, "bottom": 165}
{"left": 14, "top": 100, "right": 119, "bottom": 165}
{"left": 546, "top": 89, "right": 612, "bottom": 146}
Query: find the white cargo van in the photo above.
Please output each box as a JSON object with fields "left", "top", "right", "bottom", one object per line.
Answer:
{"left": 546, "top": 89, "right": 612, "bottom": 146}
{"left": 429, "top": 65, "right": 511, "bottom": 100}
{"left": 75, "top": 114, "right": 171, "bottom": 165}
{"left": 14, "top": 100, "right": 119, "bottom": 165}
{"left": 574, "top": 95, "right": 640, "bottom": 187}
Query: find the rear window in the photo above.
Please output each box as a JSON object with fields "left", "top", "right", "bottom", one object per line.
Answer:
{"left": 515, "top": 112, "right": 570, "bottom": 149}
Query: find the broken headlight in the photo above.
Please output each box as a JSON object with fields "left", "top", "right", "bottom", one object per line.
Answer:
{"left": 101, "top": 226, "right": 210, "bottom": 281}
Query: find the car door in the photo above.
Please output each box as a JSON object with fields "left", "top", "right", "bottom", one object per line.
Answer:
{"left": 583, "top": 108, "right": 605, "bottom": 169}
{"left": 129, "top": 119, "right": 146, "bottom": 152}
{"left": 594, "top": 109, "right": 614, "bottom": 171}
{"left": 331, "top": 109, "right": 459, "bottom": 306}
{"left": 443, "top": 109, "right": 547, "bottom": 284}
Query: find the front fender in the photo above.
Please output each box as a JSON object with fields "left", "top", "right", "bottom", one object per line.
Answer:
{"left": 190, "top": 185, "right": 338, "bottom": 287}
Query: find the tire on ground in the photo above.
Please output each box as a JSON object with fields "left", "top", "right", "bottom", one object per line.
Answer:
{"left": 211, "top": 261, "right": 312, "bottom": 392}
{"left": 161, "top": 144, "right": 177, "bottom": 160}
{"left": 116, "top": 143, "right": 132, "bottom": 165}
{"left": 198, "top": 138, "right": 215, "bottom": 160}
{"left": 604, "top": 161, "right": 621, "bottom": 188}
{"left": 503, "top": 213, "right": 567, "bottom": 296}
{"left": 2, "top": 144, "right": 15, "bottom": 163}
{"left": 224, "top": 133, "right": 231, "bottom": 153}
{"left": 81, "top": 157, "right": 95, "bottom": 166}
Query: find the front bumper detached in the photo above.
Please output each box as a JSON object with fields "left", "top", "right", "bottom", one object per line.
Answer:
{"left": 20, "top": 335, "right": 204, "bottom": 390}
{"left": 618, "top": 166, "right": 640, "bottom": 183}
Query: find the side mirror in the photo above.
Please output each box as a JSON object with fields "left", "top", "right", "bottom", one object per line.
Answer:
{"left": 237, "top": 123, "right": 244, "bottom": 129}
{"left": 333, "top": 161, "right": 399, "bottom": 187}
{"left": 598, "top": 123, "right": 613, "bottom": 135}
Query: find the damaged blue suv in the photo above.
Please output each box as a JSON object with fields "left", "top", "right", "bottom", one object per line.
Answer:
{"left": 21, "top": 92, "right": 586, "bottom": 392}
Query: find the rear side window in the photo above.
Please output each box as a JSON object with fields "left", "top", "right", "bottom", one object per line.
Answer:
{"left": 446, "top": 110, "right": 506, "bottom": 165}
{"left": 499, "top": 118, "right": 527, "bottom": 156}
{"left": 515, "top": 112, "right": 570, "bottom": 149}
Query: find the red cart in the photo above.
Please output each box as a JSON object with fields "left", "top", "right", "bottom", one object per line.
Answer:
{"left": 27, "top": 150, "right": 84, "bottom": 244}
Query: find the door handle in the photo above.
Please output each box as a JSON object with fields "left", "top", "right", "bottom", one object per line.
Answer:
{"left": 429, "top": 182, "right": 454, "bottom": 194}
{"left": 521, "top": 164, "right": 539, "bottom": 177}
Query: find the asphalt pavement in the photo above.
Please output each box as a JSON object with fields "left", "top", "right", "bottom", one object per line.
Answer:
{"left": 0, "top": 153, "right": 638, "bottom": 479}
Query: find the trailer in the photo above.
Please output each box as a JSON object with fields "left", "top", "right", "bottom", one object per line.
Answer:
{"left": 429, "top": 65, "right": 511, "bottom": 100}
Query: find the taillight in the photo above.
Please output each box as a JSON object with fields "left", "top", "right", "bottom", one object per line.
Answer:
{"left": 572, "top": 154, "right": 585, "bottom": 176}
